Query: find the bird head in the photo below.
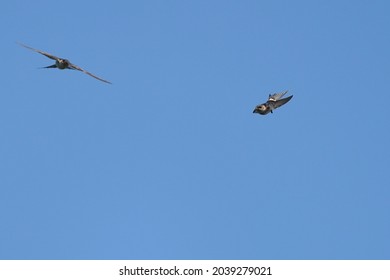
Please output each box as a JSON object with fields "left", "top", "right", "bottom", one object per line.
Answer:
{"left": 253, "top": 104, "right": 268, "bottom": 115}
{"left": 56, "top": 58, "right": 70, "bottom": 69}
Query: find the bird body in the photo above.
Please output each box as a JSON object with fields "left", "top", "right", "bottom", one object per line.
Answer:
{"left": 18, "top": 42, "right": 111, "bottom": 84}
{"left": 253, "top": 90, "right": 293, "bottom": 115}
{"left": 54, "top": 59, "right": 70, "bottom": 69}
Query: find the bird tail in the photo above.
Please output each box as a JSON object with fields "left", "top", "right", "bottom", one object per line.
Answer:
{"left": 41, "top": 64, "right": 57, "bottom": 69}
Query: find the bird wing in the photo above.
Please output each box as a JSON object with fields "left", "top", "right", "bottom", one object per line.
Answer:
{"left": 17, "top": 42, "right": 60, "bottom": 61}
{"left": 268, "top": 90, "right": 288, "bottom": 102}
{"left": 68, "top": 63, "right": 112, "bottom": 84}
{"left": 271, "top": 95, "right": 293, "bottom": 109}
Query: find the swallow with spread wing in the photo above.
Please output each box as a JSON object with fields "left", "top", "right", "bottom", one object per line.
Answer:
{"left": 253, "top": 90, "right": 293, "bottom": 115}
{"left": 18, "top": 42, "right": 111, "bottom": 84}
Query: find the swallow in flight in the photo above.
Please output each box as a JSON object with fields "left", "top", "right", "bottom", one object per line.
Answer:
{"left": 253, "top": 90, "right": 293, "bottom": 115}
{"left": 18, "top": 42, "right": 111, "bottom": 84}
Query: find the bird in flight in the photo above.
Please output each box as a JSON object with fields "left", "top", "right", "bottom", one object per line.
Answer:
{"left": 253, "top": 90, "right": 293, "bottom": 115}
{"left": 18, "top": 42, "right": 111, "bottom": 84}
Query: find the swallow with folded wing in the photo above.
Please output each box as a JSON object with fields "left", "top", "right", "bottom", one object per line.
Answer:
{"left": 253, "top": 90, "right": 293, "bottom": 115}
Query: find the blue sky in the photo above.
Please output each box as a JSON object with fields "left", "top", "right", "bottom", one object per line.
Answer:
{"left": 0, "top": 0, "right": 389, "bottom": 259}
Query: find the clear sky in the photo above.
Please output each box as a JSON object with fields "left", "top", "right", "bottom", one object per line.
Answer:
{"left": 0, "top": 0, "right": 389, "bottom": 260}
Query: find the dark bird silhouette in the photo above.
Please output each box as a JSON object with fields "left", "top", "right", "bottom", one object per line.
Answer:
{"left": 253, "top": 90, "right": 293, "bottom": 115}
{"left": 18, "top": 42, "right": 111, "bottom": 84}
